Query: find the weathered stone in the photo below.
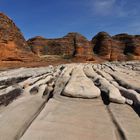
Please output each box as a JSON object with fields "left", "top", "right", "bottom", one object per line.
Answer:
{"left": 0, "top": 85, "right": 23, "bottom": 105}
{"left": 0, "top": 13, "right": 37, "bottom": 62}
{"left": 105, "top": 70, "right": 140, "bottom": 93}
{"left": 63, "top": 65, "right": 100, "bottom": 98}
{"left": 0, "top": 94, "right": 47, "bottom": 140}
{"left": 27, "top": 33, "right": 93, "bottom": 58}
{"left": 109, "top": 103, "right": 140, "bottom": 140}
{"left": 84, "top": 64, "right": 126, "bottom": 104}
{"left": 0, "top": 67, "right": 54, "bottom": 86}
{"left": 53, "top": 64, "right": 75, "bottom": 96}
{"left": 94, "top": 68, "right": 140, "bottom": 105}
{"left": 91, "top": 32, "right": 140, "bottom": 61}
{"left": 0, "top": 62, "right": 139, "bottom": 140}
{"left": 20, "top": 98, "right": 117, "bottom": 140}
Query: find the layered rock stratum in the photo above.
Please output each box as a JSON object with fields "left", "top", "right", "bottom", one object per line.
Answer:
{"left": 0, "top": 61, "right": 140, "bottom": 140}
{"left": 28, "top": 32, "right": 140, "bottom": 61}
{"left": 0, "top": 12, "right": 140, "bottom": 63}
{"left": 27, "top": 33, "right": 93, "bottom": 59}
{"left": 0, "top": 13, "right": 36, "bottom": 62}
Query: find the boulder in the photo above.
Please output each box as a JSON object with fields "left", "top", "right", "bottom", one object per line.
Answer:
{"left": 63, "top": 65, "right": 101, "bottom": 98}
{"left": 84, "top": 64, "right": 126, "bottom": 104}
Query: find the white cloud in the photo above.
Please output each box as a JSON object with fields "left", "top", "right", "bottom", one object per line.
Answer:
{"left": 94, "top": 0, "right": 116, "bottom": 9}
{"left": 89, "top": 0, "right": 134, "bottom": 17}
{"left": 91, "top": 0, "right": 116, "bottom": 15}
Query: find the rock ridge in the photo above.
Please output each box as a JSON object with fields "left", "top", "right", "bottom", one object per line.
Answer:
{"left": 28, "top": 31, "right": 140, "bottom": 61}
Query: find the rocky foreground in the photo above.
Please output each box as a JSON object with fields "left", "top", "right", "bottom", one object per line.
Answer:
{"left": 0, "top": 61, "right": 140, "bottom": 140}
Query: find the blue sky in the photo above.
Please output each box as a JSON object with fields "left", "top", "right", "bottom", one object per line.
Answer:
{"left": 0, "top": 0, "right": 140, "bottom": 40}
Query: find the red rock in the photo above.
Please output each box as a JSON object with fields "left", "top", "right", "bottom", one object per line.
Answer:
{"left": 0, "top": 13, "right": 36, "bottom": 62}
{"left": 1, "top": 12, "right": 139, "bottom": 63}
{"left": 92, "top": 32, "right": 140, "bottom": 61}
{"left": 113, "top": 34, "right": 140, "bottom": 60}
{"left": 27, "top": 33, "right": 93, "bottom": 58}
{"left": 91, "top": 32, "right": 112, "bottom": 60}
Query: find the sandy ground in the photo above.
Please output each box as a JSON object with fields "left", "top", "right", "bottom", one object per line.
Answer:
{"left": 0, "top": 55, "right": 104, "bottom": 70}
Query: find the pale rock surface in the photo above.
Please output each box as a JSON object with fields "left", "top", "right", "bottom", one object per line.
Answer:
{"left": 0, "top": 62, "right": 139, "bottom": 140}
{"left": 63, "top": 65, "right": 101, "bottom": 98}
{"left": 95, "top": 68, "right": 140, "bottom": 105}
{"left": 20, "top": 98, "right": 117, "bottom": 140}
{"left": 84, "top": 64, "right": 126, "bottom": 104}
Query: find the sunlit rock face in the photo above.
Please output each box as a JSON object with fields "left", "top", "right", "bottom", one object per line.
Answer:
{"left": 27, "top": 32, "right": 93, "bottom": 58}
{"left": 91, "top": 32, "right": 140, "bottom": 61}
{"left": 113, "top": 34, "right": 140, "bottom": 60}
{"left": 27, "top": 35, "right": 75, "bottom": 56}
{"left": 0, "top": 13, "right": 36, "bottom": 61}
{"left": 65, "top": 33, "right": 93, "bottom": 57}
{"left": 0, "top": 12, "right": 140, "bottom": 62}
{"left": 28, "top": 31, "right": 140, "bottom": 61}
{"left": 91, "top": 32, "right": 128, "bottom": 61}
{"left": 91, "top": 32, "right": 113, "bottom": 60}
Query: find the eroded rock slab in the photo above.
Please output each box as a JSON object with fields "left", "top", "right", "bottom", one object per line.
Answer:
{"left": 109, "top": 103, "right": 140, "bottom": 140}
{"left": 63, "top": 65, "right": 100, "bottom": 98}
{"left": 0, "top": 94, "right": 46, "bottom": 140}
{"left": 0, "top": 61, "right": 139, "bottom": 140}
{"left": 84, "top": 64, "right": 126, "bottom": 104}
{"left": 20, "top": 98, "right": 117, "bottom": 140}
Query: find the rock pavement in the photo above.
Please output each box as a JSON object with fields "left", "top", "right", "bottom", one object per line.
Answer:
{"left": 0, "top": 61, "right": 139, "bottom": 140}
